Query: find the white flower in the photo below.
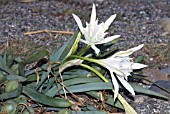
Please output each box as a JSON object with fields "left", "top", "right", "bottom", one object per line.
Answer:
{"left": 96, "top": 44, "right": 147, "bottom": 100}
{"left": 72, "top": 4, "right": 120, "bottom": 55}
{"left": 59, "top": 54, "right": 92, "bottom": 73}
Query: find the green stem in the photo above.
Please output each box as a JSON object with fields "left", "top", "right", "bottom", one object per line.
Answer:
{"left": 70, "top": 55, "right": 98, "bottom": 63}
{"left": 76, "top": 44, "right": 90, "bottom": 56}
{"left": 80, "top": 64, "right": 108, "bottom": 82}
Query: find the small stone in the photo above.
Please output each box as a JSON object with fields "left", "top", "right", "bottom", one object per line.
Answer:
{"left": 159, "top": 18, "right": 170, "bottom": 36}
{"left": 134, "top": 95, "right": 148, "bottom": 103}
{"left": 160, "top": 66, "right": 170, "bottom": 75}
{"left": 149, "top": 58, "right": 154, "bottom": 61}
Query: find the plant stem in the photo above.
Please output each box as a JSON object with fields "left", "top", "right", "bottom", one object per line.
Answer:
{"left": 76, "top": 44, "right": 90, "bottom": 56}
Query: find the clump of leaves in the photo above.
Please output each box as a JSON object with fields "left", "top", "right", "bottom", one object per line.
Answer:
{"left": 0, "top": 31, "right": 168, "bottom": 114}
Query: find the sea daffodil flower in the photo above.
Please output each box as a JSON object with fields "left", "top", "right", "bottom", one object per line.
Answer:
{"left": 72, "top": 4, "right": 120, "bottom": 55}
{"left": 96, "top": 44, "right": 147, "bottom": 100}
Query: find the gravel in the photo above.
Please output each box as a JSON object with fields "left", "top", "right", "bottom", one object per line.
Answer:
{"left": 0, "top": 0, "right": 169, "bottom": 45}
{"left": 0, "top": 0, "right": 170, "bottom": 113}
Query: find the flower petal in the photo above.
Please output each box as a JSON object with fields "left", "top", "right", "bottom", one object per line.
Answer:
{"left": 90, "top": 4, "right": 96, "bottom": 25}
{"left": 104, "top": 14, "right": 117, "bottom": 30}
{"left": 113, "top": 44, "right": 144, "bottom": 57}
{"left": 79, "top": 38, "right": 88, "bottom": 44}
{"left": 101, "top": 58, "right": 125, "bottom": 76}
{"left": 117, "top": 76, "right": 135, "bottom": 95}
{"left": 91, "top": 44, "right": 100, "bottom": 55}
{"left": 128, "top": 44, "right": 144, "bottom": 52}
{"left": 132, "top": 63, "right": 147, "bottom": 69}
{"left": 110, "top": 71, "right": 119, "bottom": 101}
{"left": 59, "top": 59, "right": 83, "bottom": 73}
{"left": 72, "top": 14, "right": 84, "bottom": 34}
{"left": 96, "top": 35, "right": 121, "bottom": 44}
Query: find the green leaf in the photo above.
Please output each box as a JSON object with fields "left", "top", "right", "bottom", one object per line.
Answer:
{"left": 37, "top": 72, "right": 49, "bottom": 90}
{"left": 59, "top": 82, "right": 112, "bottom": 94}
{"left": 0, "top": 85, "right": 22, "bottom": 100}
{"left": 63, "top": 69, "right": 89, "bottom": 75}
{"left": 25, "top": 49, "right": 49, "bottom": 64}
{"left": 6, "top": 55, "right": 13, "bottom": 67}
{"left": 134, "top": 55, "right": 145, "bottom": 63}
{"left": 60, "top": 69, "right": 91, "bottom": 80}
{"left": 15, "top": 56, "right": 25, "bottom": 63}
{"left": 0, "top": 56, "right": 15, "bottom": 74}
{"left": 57, "top": 81, "right": 168, "bottom": 99}
{"left": 50, "top": 31, "right": 79, "bottom": 62}
{"left": 26, "top": 74, "right": 38, "bottom": 82}
{"left": 45, "top": 78, "right": 102, "bottom": 97}
{"left": 130, "top": 83, "right": 168, "bottom": 99}
{"left": 0, "top": 72, "right": 6, "bottom": 84}
{"left": 22, "top": 86, "right": 71, "bottom": 107}
{"left": 2, "top": 48, "right": 7, "bottom": 64}
{"left": 44, "top": 77, "right": 55, "bottom": 93}
{"left": 18, "top": 62, "right": 25, "bottom": 76}
{"left": 6, "top": 75, "right": 27, "bottom": 82}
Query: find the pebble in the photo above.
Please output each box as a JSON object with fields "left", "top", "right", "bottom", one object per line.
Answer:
{"left": 160, "top": 66, "right": 170, "bottom": 75}
{"left": 159, "top": 18, "right": 170, "bottom": 36}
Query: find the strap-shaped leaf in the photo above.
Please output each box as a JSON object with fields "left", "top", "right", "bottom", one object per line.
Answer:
{"left": 59, "top": 82, "right": 112, "bottom": 94}
{"left": 58, "top": 81, "right": 168, "bottom": 99}
{"left": 18, "top": 62, "right": 25, "bottom": 76}
{"left": 2, "top": 48, "right": 7, "bottom": 64}
{"left": 0, "top": 85, "right": 22, "bottom": 100}
{"left": 50, "top": 31, "right": 79, "bottom": 62}
{"left": 44, "top": 77, "right": 55, "bottom": 93}
{"left": 130, "top": 83, "right": 168, "bottom": 99}
{"left": 45, "top": 77, "right": 102, "bottom": 97}
{"left": 37, "top": 72, "right": 49, "bottom": 89}
{"left": 6, "top": 75, "right": 27, "bottom": 82}
{"left": 22, "top": 86, "right": 71, "bottom": 107}
{"left": 6, "top": 55, "right": 13, "bottom": 67}
{"left": 25, "top": 49, "right": 49, "bottom": 64}
{"left": 0, "top": 56, "right": 15, "bottom": 74}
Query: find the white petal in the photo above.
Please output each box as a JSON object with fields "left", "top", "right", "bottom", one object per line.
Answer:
{"left": 104, "top": 14, "right": 117, "bottom": 30}
{"left": 59, "top": 59, "right": 83, "bottom": 73}
{"left": 91, "top": 44, "right": 100, "bottom": 55}
{"left": 79, "top": 38, "right": 88, "bottom": 44}
{"left": 72, "top": 14, "right": 84, "bottom": 34}
{"left": 112, "top": 67, "right": 125, "bottom": 76}
{"left": 132, "top": 63, "right": 147, "bottom": 69}
{"left": 96, "top": 35, "right": 121, "bottom": 44}
{"left": 110, "top": 71, "right": 119, "bottom": 101}
{"left": 90, "top": 4, "right": 96, "bottom": 25}
{"left": 113, "top": 44, "right": 144, "bottom": 57}
{"left": 101, "top": 59, "right": 125, "bottom": 76}
{"left": 128, "top": 44, "right": 144, "bottom": 52}
{"left": 117, "top": 76, "right": 135, "bottom": 95}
